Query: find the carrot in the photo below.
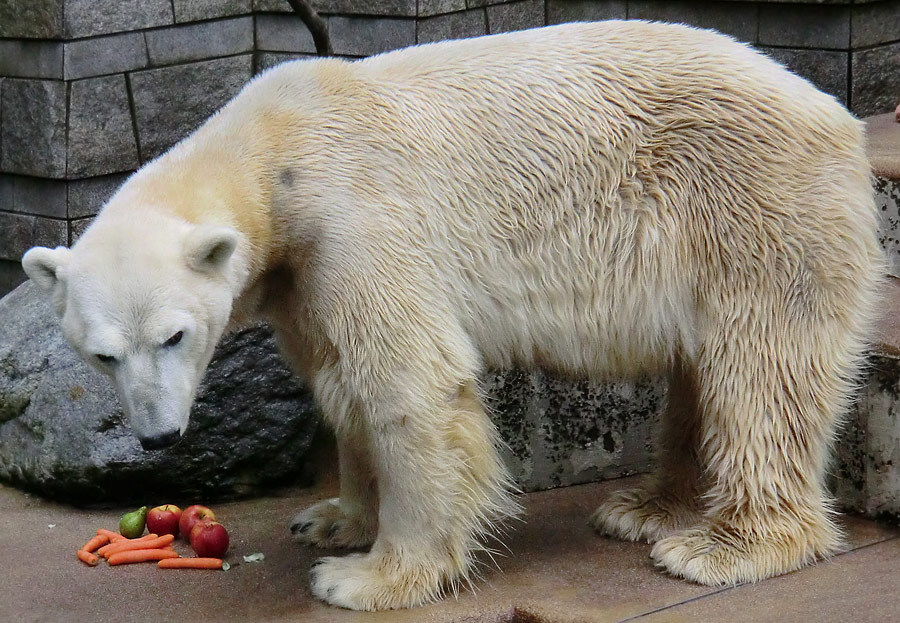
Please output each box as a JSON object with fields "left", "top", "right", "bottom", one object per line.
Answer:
{"left": 96, "top": 528, "right": 126, "bottom": 542}
{"left": 77, "top": 550, "right": 99, "bottom": 566}
{"left": 99, "top": 534, "right": 165, "bottom": 557}
{"left": 158, "top": 557, "right": 223, "bottom": 570}
{"left": 101, "top": 534, "right": 170, "bottom": 557}
{"left": 80, "top": 534, "right": 109, "bottom": 553}
{"left": 97, "top": 543, "right": 116, "bottom": 558}
{"left": 108, "top": 549, "right": 180, "bottom": 565}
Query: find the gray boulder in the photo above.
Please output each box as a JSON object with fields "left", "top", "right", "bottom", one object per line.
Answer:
{"left": 0, "top": 281, "right": 320, "bottom": 506}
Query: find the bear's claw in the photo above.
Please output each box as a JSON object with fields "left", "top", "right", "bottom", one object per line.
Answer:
{"left": 291, "top": 498, "right": 376, "bottom": 549}
{"left": 291, "top": 521, "right": 312, "bottom": 535}
{"left": 591, "top": 486, "right": 702, "bottom": 543}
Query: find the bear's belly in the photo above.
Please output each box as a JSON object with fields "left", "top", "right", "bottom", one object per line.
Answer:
{"left": 451, "top": 259, "right": 688, "bottom": 378}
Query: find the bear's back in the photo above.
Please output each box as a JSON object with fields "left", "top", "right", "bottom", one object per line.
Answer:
{"left": 243, "top": 22, "right": 876, "bottom": 376}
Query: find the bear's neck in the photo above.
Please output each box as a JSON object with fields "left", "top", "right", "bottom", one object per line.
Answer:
{"left": 128, "top": 121, "right": 281, "bottom": 286}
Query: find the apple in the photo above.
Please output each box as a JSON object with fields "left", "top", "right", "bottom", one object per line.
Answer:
{"left": 147, "top": 504, "right": 182, "bottom": 537}
{"left": 179, "top": 504, "right": 216, "bottom": 539}
{"left": 190, "top": 520, "right": 230, "bottom": 558}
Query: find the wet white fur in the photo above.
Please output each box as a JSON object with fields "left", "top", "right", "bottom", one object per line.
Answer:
{"left": 23, "top": 21, "right": 883, "bottom": 610}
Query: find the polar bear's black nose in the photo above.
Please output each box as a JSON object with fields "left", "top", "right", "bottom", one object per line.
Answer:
{"left": 139, "top": 430, "right": 182, "bottom": 451}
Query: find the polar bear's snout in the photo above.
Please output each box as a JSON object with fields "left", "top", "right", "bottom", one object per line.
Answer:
{"left": 112, "top": 352, "right": 197, "bottom": 451}
{"left": 139, "top": 429, "right": 182, "bottom": 451}
{"left": 118, "top": 383, "right": 188, "bottom": 451}
{"left": 121, "top": 388, "right": 190, "bottom": 451}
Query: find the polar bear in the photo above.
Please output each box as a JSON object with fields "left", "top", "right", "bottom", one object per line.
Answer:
{"left": 23, "top": 20, "right": 882, "bottom": 611}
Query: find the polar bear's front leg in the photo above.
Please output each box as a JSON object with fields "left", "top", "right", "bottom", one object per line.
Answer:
{"left": 310, "top": 381, "right": 517, "bottom": 611}
{"left": 292, "top": 425, "right": 378, "bottom": 549}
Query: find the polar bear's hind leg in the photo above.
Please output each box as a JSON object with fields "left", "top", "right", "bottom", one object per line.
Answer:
{"left": 592, "top": 354, "right": 705, "bottom": 543}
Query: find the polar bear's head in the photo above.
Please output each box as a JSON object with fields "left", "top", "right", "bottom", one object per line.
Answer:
{"left": 22, "top": 210, "right": 246, "bottom": 451}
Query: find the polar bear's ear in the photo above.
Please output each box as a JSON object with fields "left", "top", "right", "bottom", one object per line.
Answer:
{"left": 184, "top": 225, "right": 239, "bottom": 274}
{"left": 22, "top": 246, "right": 71, "bottom": 293}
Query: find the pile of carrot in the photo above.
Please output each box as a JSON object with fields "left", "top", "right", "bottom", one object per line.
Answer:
{"left": 76, "top": 528, "right": 224, "bottom": 570}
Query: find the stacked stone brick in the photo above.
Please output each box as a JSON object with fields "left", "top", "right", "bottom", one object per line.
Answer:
{"left": 1, "top": 0, "right": 898, "bottom": 294}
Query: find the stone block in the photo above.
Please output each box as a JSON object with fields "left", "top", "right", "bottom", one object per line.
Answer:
{"left": 321, "top": 0, "right": 416, "bottom": 15}
{"left": 67, "top": 75, "right": 140, "bottom": 178}
{"left": 0, "top": 213, "right": 66, "bottom": 261}
{"left": 67, "top": 173, "right": 131, "bottom": 219}
{"left": 0, "top": 175, "right": 67, "bottom": 219}
{"left": 0, "top": 259, "right": 26, "bottom": 298}
{"left": 875, "top": 177, "right": 900, "bottom": 277}
{"left": 486, "top": 369, "right": 661, "bottom": 491}
{"left": 174, "top": 0, "right": 251, "bottom": 23}
{"left": 0, "top": 79, "right": 67, "bottom": 178}
{"left": 418, "top": 8, "right": 487, "bottom": 44}
{"left": 468, "top": 0, "right": 512, "bottom": 8}
{"left": 63, "top": 32, "right": 148, "bottom": 80}
{"left": 852, "top": 0, "right": 900, "bottom": 48}
{"left": 64, "top": 0, "right": 173, "bottom": 38}
{"left": 254, "top": 0, "right": 416, "bottom": 15}
{"left": 628, "top": 0, "right": 758, "bottom": 44}
{"left": 69, "top": 216, "right": 93, "bottom": 242}
{"left": 834, "top": 353, "right": 900, "bottom": 519}
{"left": 146, "top": 16, "right": 254, "bottom": 66}
{"left": 0, "top": 0, "right": 63, "bottom": 38}
{"left": 0, "top": 40, "right": 63, "bottom": 79}
{"left": 328, "top": 16, "right": 416, "bottom": 56}
{"left": 759, "top": 3, "right": 850, "bottom": 49}
{"left": 255, "top": 51, "right": 315, "bottom": 73}
{"left": 253, "top": 0, "right": 291, "bottom": 10}
{"left": 488, "top": 0, "right": 544, "bottom": 34}
{"left": 761, "top": 47, "right": 848, "bottom": 106}
{"left": 852, "top": 42, "right": 900, "bottom": 118}
{"left": 256, "top": 14, "right": 317, "bottom": 53}
{"left": 420, "top": 0, "right": 466, "bottom": 18}
{"left": 546, "top": 0, "right": 627, "bottom": 24}
{"left": 130, "top": 55, "right": 253, "bottom": 161}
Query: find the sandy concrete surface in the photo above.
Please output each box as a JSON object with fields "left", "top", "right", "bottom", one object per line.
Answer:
{"left": 2, "top": 475, "right": 899, "bottom": 623}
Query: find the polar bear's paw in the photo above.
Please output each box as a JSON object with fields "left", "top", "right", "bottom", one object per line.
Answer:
{"left": 650, "top": 525, "right": 832, "bottom": 585}
{"left": 309, "top": 551, "right": 445, "bottom": 611}
{"left": 291, "top": 498, "right": 376, "bottom": 549}
{"left": 590, "top": 487, "right": 701, "bottom": 543}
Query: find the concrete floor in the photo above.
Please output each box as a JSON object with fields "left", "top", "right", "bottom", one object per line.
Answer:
{"left": 2, "top": 475, "right": 900, "bottom": 623}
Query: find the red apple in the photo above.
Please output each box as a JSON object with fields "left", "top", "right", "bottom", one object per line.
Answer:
{"left": 179, "top": 504, "right": 216, "bottom": 539}
{"left": 190, "top": 520, "right": 230, "bottom": 558}
{"left": 147, "top": 504, "right": 182, "bottom": 537}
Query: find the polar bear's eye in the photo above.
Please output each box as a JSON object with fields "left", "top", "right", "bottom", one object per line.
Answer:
{"left": 164, "top": 331, "right": 184, "bottom": 348}
{"left": 96, "top": 354, "right": 116, "bottom": 365}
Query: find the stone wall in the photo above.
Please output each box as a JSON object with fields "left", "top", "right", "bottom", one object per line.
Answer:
{"left": 1, "top": 0, "right": 898, "bottom": 295}
{"left": 0, "top": 2, "right": 258, "bottom": 293}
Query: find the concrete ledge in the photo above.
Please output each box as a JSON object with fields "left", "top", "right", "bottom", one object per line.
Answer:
{"left": 834, "top": 114, "right": 900, "bottom": 519}
{"left": 867, "top": 113, "right": 900, "bottom": 180}
{"left": 868, "top": 114, "right": 900, "bottom": 276}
